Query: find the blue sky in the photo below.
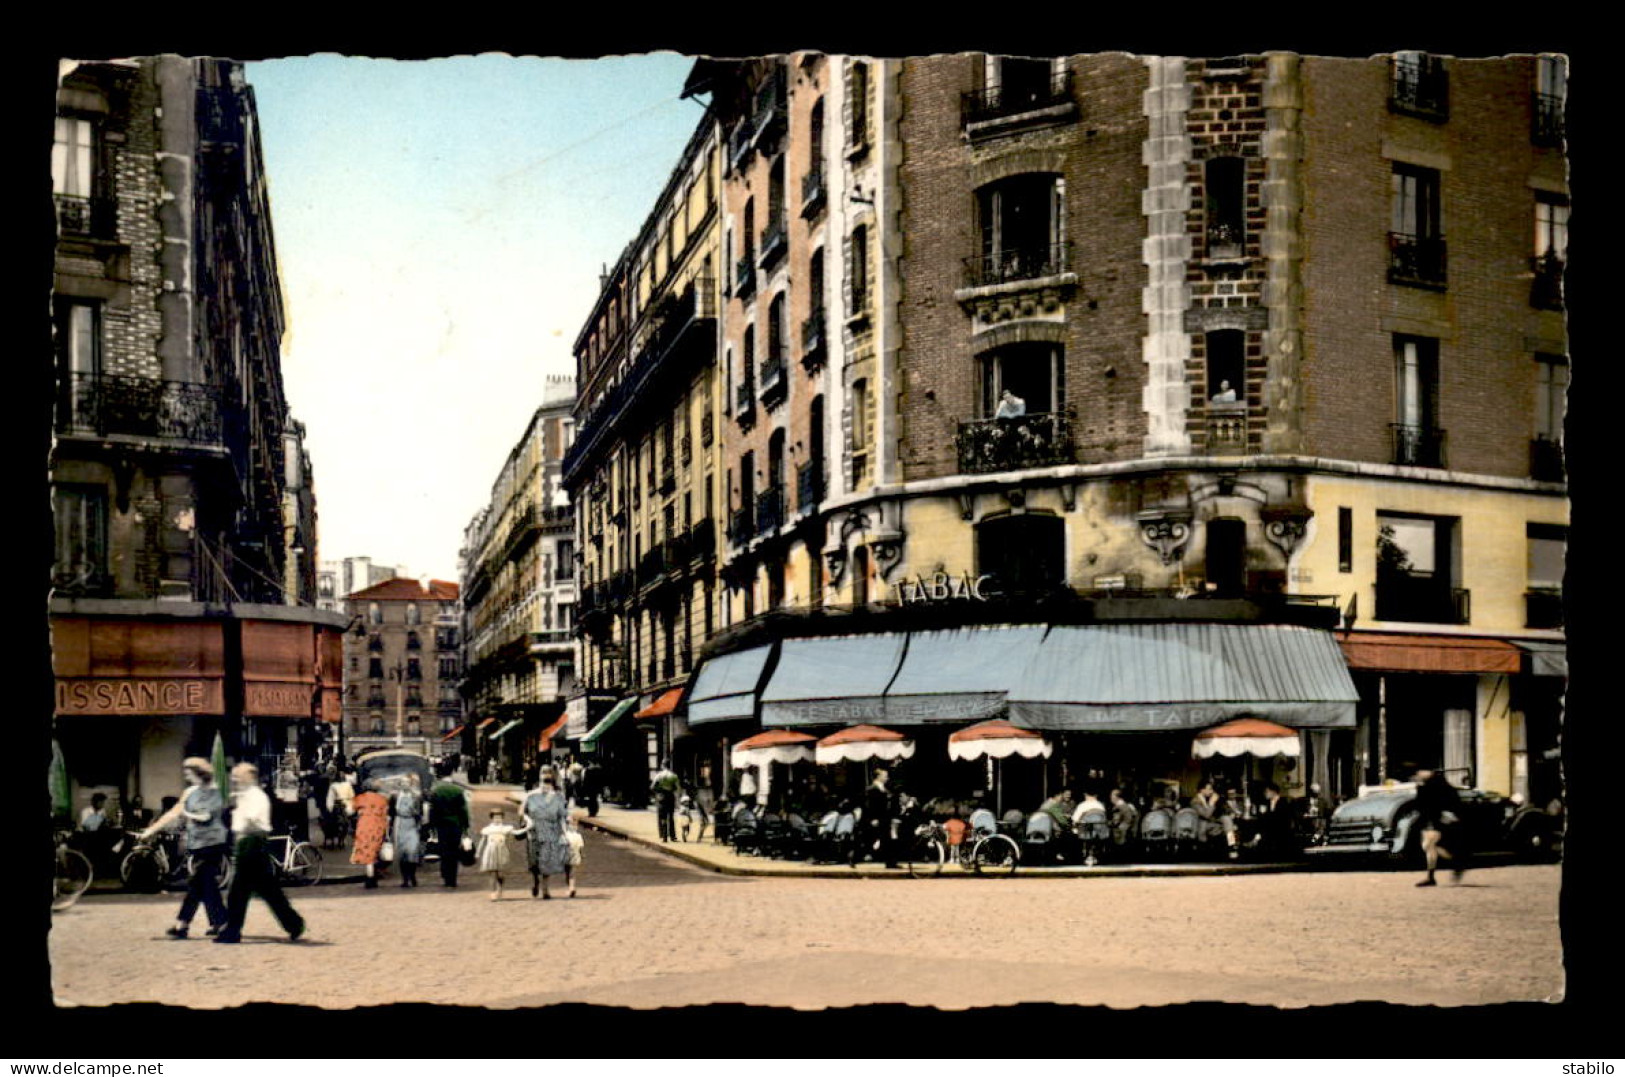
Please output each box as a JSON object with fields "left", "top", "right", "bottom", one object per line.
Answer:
{"left": 244, "top": 53, "right": 707, "bottom": 580}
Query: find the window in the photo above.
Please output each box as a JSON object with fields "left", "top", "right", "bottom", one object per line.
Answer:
{"left": 975, "top": 174, "right": 1065, "bottom": 284}
{"left": 1533, "top": 55, "right": 1566, "bottom": 146}
{"left": 1532, "top": 194, "right": 1568, "bottom": 310}
{"left": 851, "top": 379, "right": 870, "bottom": 451}
{"left": 369, "top": 715, "right": 385, "bottom": 735}
{"left": 1390, "top": 51, "right": 1448, "bottom": 120}
{"left": 1393, "top": 336, "right": 1443, "bottom": 467}
{"left": 809, "top": 97, "right": 825, "bottom": 165}
{"left": 368, "top": 657, "right": 384, "bottom": 680}
{"left": 439, "top": 656, "right": 459, "bottom": 679}
{"left": 56, "top": 300, "right": 101, "bottom": 378}
{"left": 405, "top": 630, "right": 421, "bottom": 651}
{"left": 406, "top": 715, "right": 421, "bottom": 736}
{"left": 1376, "top": 512, "right": 1464, "bottom": 624}
{"left": 407, "top": 658, "right": 422, "bottom": 681}
{"left": 1390, "top": 164, "right": 1445, "bottom": 288}
{"left": 1205, "top": 518, "right": 1246, "bottom": 598}
{"left": 850, "top": 224, "right": 870, "bottom": 317}
{"left": 1338, "top": 507, "right": 1354, "bottom": 574}
{"left": 52, "top": 116, "right": 95, "bottom": 197}
{"left": 53, "top": 484, "right": 108, "bottom": 592}
{"left": 557, "top": 603, "right": 573, "bottom": 633}
{"left": 991, "top": 57, "right": 1058, "bottom": 112}
{"left": 768, "top": 293, "right": 786, "bottom": 365}
{"left": 1526, "top": 523, "right": 1566, "bottom": 629}
{"left": 1534, "top": 354, "right": 1567, "bottom": 448}
{"left": 1204, "top": 330, "right": 1245, "bottom": 404}
{"left": 977, "top": 514, "right": 1065, "bottom": 595}
{"left": 809, "top": 247, "right": 826, "bottom": 314}
{"left": 368, "top": 602, "right": 381, "bottom": 625}
{"left": 368, "top": 633, "right": 382, "bottom": 652}
{"left": 981, "top": 342, "right": 1065, "bottom": 417}
{"left": 556, "top": 539, "right": 575, "bottom": 580}
{"left": 1205, "top": 157, "right": 1245, "bottom": 257}
{"left": 767, "top": 156, "right": 785, "bottom": 231}
{"left": 849, "top": 61, "right": 871, "bottom": 150}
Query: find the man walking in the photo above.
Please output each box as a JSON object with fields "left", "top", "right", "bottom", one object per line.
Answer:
{"left": 215, "top": 763, "right": 305, "bottom": 944}
{"left": 863, "top": 768, "right": 900, "bottom": 868}
{"left": 428, "top": 762, "right": 472, "bottom": 887}
{"left": 139, "top": 757, "right": 229, "bottom": 939}
{"left": 1413, "top": 765, "right": 1467, "bottom": 887}
{"left": 651, "top": 759, "right": 681, "bottom": 843}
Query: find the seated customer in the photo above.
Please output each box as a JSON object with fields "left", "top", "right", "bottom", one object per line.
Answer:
{"left": 1109, "top": 789, "right": 1140, "bottom": 846}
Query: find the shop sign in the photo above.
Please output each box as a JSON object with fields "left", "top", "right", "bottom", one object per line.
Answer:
{"left": 245, "top": 681, "right": 316, "bottom": 717}
{"left": 56, "top": 678, "right": 222, "bottom": 716}
{"left": 893, "top": 571, "right": 996, "bottom": 605}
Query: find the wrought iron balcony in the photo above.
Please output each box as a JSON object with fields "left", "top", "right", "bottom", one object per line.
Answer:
{"left": 1390, "top": 423, "right": 1447, "bottom": 468}
{"left": 701, "top": 411, "right": 714, "bottom": 446}
{"left": 659, "top": 466, "right": 676, "bottom": 495}
{"left": 50, "top": 563, "right": 113, "bottom": 599}
{"left": 1530, "top": 252, "right": 1564, "bottom": 311}
{"left": 801, "top": 167, "right": 827, "bottom": 218}
{"left": 1525, "top": 589, "right": 1564, "bottom": 630}
{"left": 1375, "top": 576, "right": 1469, "bottom": 625}
{"left": 735, "top": 255, "right": 757, "bottom": 299}
{"left": 1530, "top": 437, "right": 1565, "bottom": 483}
{"left": 1206, "top": 220, "right": 1245, "bottom": 259}
{"left": 54, "top": 194, "right": 116, "bottom": 238}
{"left": 1532, "top": 92, "right": 1565, "bottom": 148}
{"left": 727, "top": 122, "right": 754, "bottom": 172}
{"left": 755, "top": 486, "right": 786, "bottom": 536}
{"left": 1389, "top": 55, "right": 1448, "bottom": 121}
{"left": 759, "top": 349, "right": 787, "bottom": 408}
{"left": 1205, "top": 401, "right": 1249, "bottom": 455}
{"left": 637, "top": 543, "right": 669, "bottom": 589}
{"left": 751, "top": 66, "right": 788, "bottom": 147}
{"left": 801, "top": 308, "right": 826, "bottom": 371}
{"left": 956, "top": 411, "right": 1076, "bottom": 475}
{"left": 197, "top": 85, "right": 246, "bottom": 144}
{"left": 796, "top": 462, "right": 824, "bottom": 516}
{"left": 962, "top": 68, "right": 1074, "bottom": 128}
{"left": 759, "top": 218, "right": 788, "bottom": 269}
{"left": 58, "top": 372, "right": 224, "bottom": 444}
{"left": 1388, "top": 233, "right": 1447, "bottom": 289}
{"left": 680, "top": 433, "right": 692, "bottom": 466}
{"left": 963, "top": 240, "right": 1072, "bottom": 289}
{"left": 735, "top": 380, "right": 757, "bottom": 428}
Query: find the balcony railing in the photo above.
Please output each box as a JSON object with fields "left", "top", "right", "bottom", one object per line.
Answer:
{"left": 736, "top": 255, "right": 757, "bottom": 299}
{"left": 701, "top": 411, "right": 714, "bottom": 445}
{"left": 755, "top": 486, "right": 786, "bottom": 536}
{"left": 735, "top": 380, "right": 757, "bottom": 428}
{"left": 956, "top": 411, "right": 1076, "bottom": 475}
{"left": 796, "top": 462, "right": 824, "bottom": 516}
{"left": 760, "top": 349, "right": 786, "bottom": 407}
{"left": 637, "top": 544, "right": 669, "bottom": 589}
{"left": 801, "top": 308, "right": 827, "bottom": 371}
{"left": 1532, "top": 92, "right": 1565, "bottom": 147}
{"left": 963, "top": 240, "right": 1073, "bottom": 289}
{"left": 801, "top": 167, "right": 827, "bottom": 218}
{"left": 1390, "top": 423, "right": 1447, "bottom": 468}
{"left": 1530, "top": 437, "right": 1565, "bottom": 483}
{"left": 727, "top": 122, "right": 754, "bottom": 172}
{"left": 1388, "top": 233, "right": 1447, "bottom": 289}
{"left": 680, "top": 433, "right": 692, "bottom": 466}
{"left": 759, "top": 218, "right": 788, "bottom": 268}
{"left": 962, "top": 68, "right": 1074, "bottom": 127}
{"left": 1530, "top": 253, "right": 1564, "bottom": 311}
{"left": 58, "top": 372, "right": 224, "bottom": 444}
{"left": 750, "top": 65, "right": 788, "bottom": 148}
{"left": 1375, "top": 576, "right": 1470, "bottom": 625}
{"left": 53, "top": 194, "right": 116, "bottom": 238}
{"left": 1389, "top": 55, "right": 1448, "bottom": 121}
{"left": 1524, "top": 589, "right": 1563, "bottom": 630}
{"left": 1205, "top": 401, "right": 1249, "bottom": 455}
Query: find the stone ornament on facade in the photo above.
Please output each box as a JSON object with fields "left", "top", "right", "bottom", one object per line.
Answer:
{"left": 868, "top": 532, "right": 905, "bottom": 580}
{"left": 823, "top": 545, "right": 849, "bottom": 585}
{"left": 1260, "top": 506, "right": 1314, "bottom": 559}
{"left": 1137, "top": 508, "right": 1194, "bottom": 565}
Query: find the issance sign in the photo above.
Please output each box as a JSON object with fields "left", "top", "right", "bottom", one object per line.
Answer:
{"left": 56, "top": 678, "right": 223, "bottom": 716}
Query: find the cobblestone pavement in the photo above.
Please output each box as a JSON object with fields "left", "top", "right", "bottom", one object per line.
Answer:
{"left": 48, "top": 825, "right": 1563, "bottom": 1011}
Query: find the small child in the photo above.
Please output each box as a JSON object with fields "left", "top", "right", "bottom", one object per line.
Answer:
{"left": 476, "top": 809, "right": 517, "bottom": 901}
{"left": 943, "top": 812, "right": 968, "bottom": 865}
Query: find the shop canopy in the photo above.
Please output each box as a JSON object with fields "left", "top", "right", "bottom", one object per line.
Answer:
{"left": 1007, "top": 623, "right": 1357, "bottom": 731}
{"left": 439, "top": 724, "right": 465, "bottom": 743}
{"left": 1337, "top": 632, "right": 1522, "bottom": 675}
{"left": 580, "top": 697, "right": 638, "bottom": 751}
{"left": 686, "top": 644, "right": 774, "bottom": 726}
{"left": 760, "top": 634, "right": 908, "bottom": 727}
{"left": 1518, "top": 640, "right": 1568, "bottom": 679}
{"left": 947, "top": 718, "right": 1053, "bottom": 761}
{"left": 488, "top": 718, "right": 523, "bottom": 741}
{"left": 884, "top": 626, "right": 1047, "bottom": 724}
{"left": 1191, "top": 717, "right": 1302, "bottom": 759}
{"left": 537, "top": 712, "right": 569, "bottom": 752}
{"left": 635, "top": 687, "right": 685, "bottom": 721}
{"left": 732, "top": 729, "right": 816, "bottom": 769}
{"left": 814, "top": 724, "right": 916, "bottom": 765}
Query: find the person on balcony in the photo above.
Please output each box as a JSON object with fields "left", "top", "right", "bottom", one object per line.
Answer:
{"left": 994, "top": 390, "right": 1027, "bottom": 419}
{"left": 1210, "top": 380, "right": 1237, "bottom": 403}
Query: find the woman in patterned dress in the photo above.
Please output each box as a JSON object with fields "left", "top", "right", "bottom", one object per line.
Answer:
{"left": 349, "top": 779, "right": 390, "bottom": 889}
{"left": 517, "top": 768, "right": 574, "bottom": 899}
{"left": 391, "top": 774, "right": 426, "bottom": 888}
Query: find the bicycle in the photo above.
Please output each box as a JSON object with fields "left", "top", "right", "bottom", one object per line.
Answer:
{"left": 53, "top": 831, "right": 93, "bottom": 911}
{"left": 264, "top": 833, "right": 324, "bottom": 885}
{"left": 906, "top": 813, "right": 1021, "bottom": 876}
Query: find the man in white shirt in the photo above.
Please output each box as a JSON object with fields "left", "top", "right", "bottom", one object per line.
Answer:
{"left": 215, "top": 763, "right": 306, "bottom": 945}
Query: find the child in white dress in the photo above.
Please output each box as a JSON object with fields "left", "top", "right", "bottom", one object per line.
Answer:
{"left": 476, "top": 809, "right": 517, "bottom": 901}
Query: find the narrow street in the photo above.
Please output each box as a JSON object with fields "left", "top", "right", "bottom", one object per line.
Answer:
{"left": 50, "top": 825, "right": 1563, "bottom": 1010}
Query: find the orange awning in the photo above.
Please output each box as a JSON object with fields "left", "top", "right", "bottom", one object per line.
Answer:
{"left": 635, "top": 687, "right": 685, "bottom": 720}
{"left": 440, "top": 724, "right": 465, "bottom": 743}
{"left": 537, "top": 712, "right": 569, "bottom": 752}
{"left": 1338, "top": 632, "right": 1522, "bottom": 675}
{"left": 477, "top": 717, "right": 497, "bottom": 729}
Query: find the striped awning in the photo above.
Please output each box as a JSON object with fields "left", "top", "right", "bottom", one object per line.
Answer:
{"left": 686, "top": 644, "right": 774, "bottom": 725}
{"left": 581, "top": 697, "right": 638, "bottom": 751}
{"left": 636, "top": 687, "right": 685, "bottom": 720}
{"left": 537, "top": 712, "right": 569, "bottom": 752}
{"left": 488, "top": 718, "right": 523, "bottom": 741}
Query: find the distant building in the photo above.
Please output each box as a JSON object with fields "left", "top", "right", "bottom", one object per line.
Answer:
{"left": 50, "top": 58, "right": 347, "bottom": 820}
{"left": 340, "top": 578, "right": 462, "bottom": 759}
{"left": 317, "top": 556, "right": 404, "bottom": 613}
{"left": 458, "top": 378, "right": 578, "bottom": 782}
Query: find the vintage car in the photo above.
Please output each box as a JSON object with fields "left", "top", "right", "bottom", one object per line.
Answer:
{"left": 1311, "top": 781, "right": 1562, "bottom": 864}
{"left": 354, "top": 748, "right": 435, "bottom": 796}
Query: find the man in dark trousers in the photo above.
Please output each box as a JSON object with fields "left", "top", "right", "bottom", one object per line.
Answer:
{"left": 651, "top": 760, "right": 681, "bottom": 842}
{"left": 1413, "top": 765, "right": 1467, "bottom": 886}
{"left": 216, "top": 763, "right": 305, "bottom": 944}
{"left": 863, "top": 768, "right": 900, "bottom": 868}
{"left": 427, "top": 763, "right": 472, "bottom": 887}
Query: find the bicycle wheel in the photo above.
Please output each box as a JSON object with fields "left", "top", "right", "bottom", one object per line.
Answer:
{"left": 905, "top": 835, "right": 945, "bottom": 877}
{"left": 285, "top": 843, "right": 323, "bottom": 886}
{"left": 53, "top": 848, "right": 93, "bottom": 911}
{"left": 973, "top": 834, "right": 1021, "bottom": 876}
{"left": 120, "top": 846, "right": 166, "bottom": 893}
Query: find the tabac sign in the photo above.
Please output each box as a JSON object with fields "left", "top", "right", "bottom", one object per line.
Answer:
{"left": 56, "top": 678, "right": 224, "bottom": 716}
{"left": 892, "top": 571, "right": 997, "bottom": 605}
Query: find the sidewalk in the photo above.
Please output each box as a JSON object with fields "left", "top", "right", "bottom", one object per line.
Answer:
{"left": 575, "top": 804, "right": 1322, "bottom": 879}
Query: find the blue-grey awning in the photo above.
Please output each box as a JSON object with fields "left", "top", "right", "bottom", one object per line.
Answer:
{"left": 1006, "top": 623, "right": 1358, "bottom": 730}
{"left": 686, "top": 644, "right": 774, "bottom": 726}
{"left": 882, "top": 625, "right": 1048, "bottom": 724}
{"left": 1519, "top": 640, "right": 1568, "bottom": 679}
{"left": 580, "top": 697, "right": 638, "bottom": 750}
{"left": 760, "top": 634, "right": 908, "bottom": 727}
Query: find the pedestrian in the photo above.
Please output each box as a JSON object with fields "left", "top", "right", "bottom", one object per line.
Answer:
{"left": 1412, "top": 765, "right": 1468, "bottom": 887}
{"left": 862, "top": 767, "right": 900, "bottom": 868}
{"left": 428, "top": 764, "right": 472, "bottom": 888}
{"left": 517, "top": 768, "right": 575, "bottom": 899}
{"left": 324, "top": 766, "right": 356, "bottom": 849}
{"left": 738, "top": 766, "right": 759, "bottom": 809}
{"left": 215, "top": 763, "right": 305, "bottom": 944}
{"left": 476, "top": 809, "right": 518, "bottom": 901}
{"left": 1109, "top": 788, "right": 1140, "bottom": 848}
{"left": 651, "top": 759, "right": 680, "bottom": 843}
{"left": 580, "top": 761, "right": 601, "bottom": 817}
{"left": 566, "top": 757, "right": 585, "bottom": 807}
{"left": 138, "top": 757, "right": 228, "bottom": 940}
{"left": 350, "top": 778, "right": 390, "bottom": 889}
{"left": 392, "top": 773, "right": 426, "bottom": 888}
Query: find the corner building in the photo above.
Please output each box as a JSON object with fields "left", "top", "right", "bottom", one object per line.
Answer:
{"left": 674, "top": 52, "right": 1571, "bottom": 811}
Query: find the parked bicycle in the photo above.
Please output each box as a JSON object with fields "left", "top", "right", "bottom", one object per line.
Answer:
{"left": 907, "top": 809, "right": 1020, "bottom": 876}
{"left": 53, "top": 830, "right": 93, "bottom": 911}
{"left": 120, "top": 831, "right": 234, "bottom": 894}
{"left": 262, "top": 833, "right": 324, "bottom": 886}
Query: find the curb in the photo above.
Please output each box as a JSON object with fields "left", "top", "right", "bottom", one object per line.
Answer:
{"left": 575, "top": 815, "right": 1342, "bottom": 879}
